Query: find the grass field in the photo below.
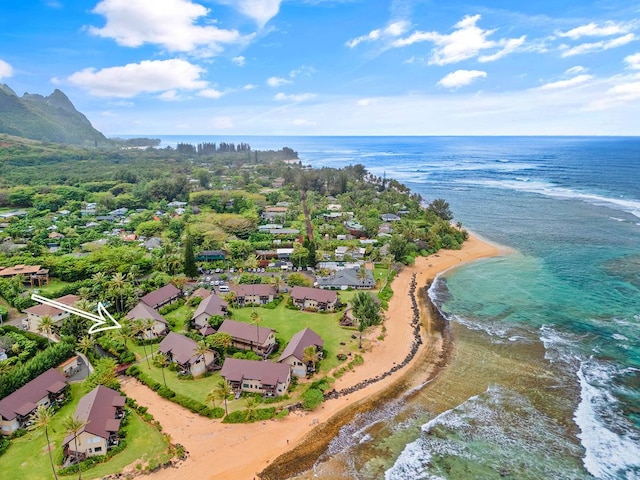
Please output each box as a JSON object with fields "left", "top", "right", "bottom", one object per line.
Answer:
{"left": 3, "top": 383, "right": 168, "bottom": 480}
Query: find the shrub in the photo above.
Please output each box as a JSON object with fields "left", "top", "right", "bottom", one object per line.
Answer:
{"left": 302, "top": 388, "right": 324, "bottom": 410}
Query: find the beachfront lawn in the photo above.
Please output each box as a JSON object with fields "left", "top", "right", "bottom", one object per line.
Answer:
{"left": 2, "top": 383, "right": 168, "bottom": 480}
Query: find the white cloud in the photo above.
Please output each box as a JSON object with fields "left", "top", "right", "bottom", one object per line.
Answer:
{"left": 392, "top": 14, "right": 523, "bottom": 65}
{"left": 243, "top": 83, "right": 257, "bottom": 90}
{"left": 67, "top": 59, "right": 208, "bottom": 97}
{"left": 89, "top": 0, "right": 247, "bottom": 55}
{"left": 232, "top": 56, "right": 246, "bottom": 66}
{"left": 437, "top": 69, "right": 487, "bottom": 89}
{"left": 625, "top": 53, "right": 640, "bottom": 70}
{"left": 267, "top": 76, "right": 292, "bottom": 87}
{"left": 198, "top": 88, "right": 224, "bottom": 99}
{"left": 346, "top": 20, "right": 410, "bottom": 48}
{"left": 158, "top": 90, "right": 181, "bottom": 101}
{"left": 274, "top": 92, "right": 316, "bottom": 102}
{"left": 538, "top": 74, "right": 593, "bottom": 90}
{"left": 0, "top": 59, "right": 13, "bottom": 79}
{"left": 566, "top": 66, "right": 588, "bottom": 75}
{"left": 221, "top": 0, "right": 281, "bottom": 28}
{"left": 357, "top": 98, "right": 378, "bottom": 106}
{"left": 588, "top": 77, "right": 640, "bottom": 110}
{"left": 557, "top": 21, "right": 632, "bottom": 40}
{"left": 560, "top": 33, "right": 636, "bottom": 57}
{"left": 289, "top": 65, "right": 315, "bottom": 78}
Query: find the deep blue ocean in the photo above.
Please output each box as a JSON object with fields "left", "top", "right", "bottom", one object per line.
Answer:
{"left": 149, "top": 135, "right": 640, "bottom": 479}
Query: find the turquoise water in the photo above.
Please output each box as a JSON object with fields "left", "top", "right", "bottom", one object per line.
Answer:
{"left": 150, "top": 136, "right": 640, "bottom": 479}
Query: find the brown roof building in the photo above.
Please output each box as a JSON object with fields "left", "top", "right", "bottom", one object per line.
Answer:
{"left": 220, "top": 358, "right": 291, "bottom": 397}
{"left": 23, "top": 294, "right": 80, "bottom": 333}
{"left": 233, "top": 284, "right": 277, "bottom": 306}
{"left": 0, "top": 369, "right": 68, "bottom": 435}
{"left": 0, "top": 264, "right": 49, "bottom": 286}
{"left": 191, "top": 294, "right": 228, "bottom": 336}
{"left": 62, "top": 386, "right": 125, "bottom": 462}
{"left": 125, "top": 302, "right": 169, "bottom": 338}
{"left": 278, "top": 328, "right": 324, "bottom": 377}
{"left": 217, "top": 319, "right": 277, "bottom": 355}
{"left": 159, "top": 332, "right": 216, "bottom": 377}
{"left": 140, "top": 284, "right": 181, "bottom": 309}
{"left": 290, "top": 286, "right": 339, "bottom": 311}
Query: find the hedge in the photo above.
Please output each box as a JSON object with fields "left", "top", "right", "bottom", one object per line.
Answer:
{"left": 222, "top": 407, "right": 276, "bottom": 423}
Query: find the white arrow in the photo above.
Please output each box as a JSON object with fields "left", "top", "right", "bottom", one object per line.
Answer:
{"left": 31, "top": 294, "right": 122, "bottom": 335}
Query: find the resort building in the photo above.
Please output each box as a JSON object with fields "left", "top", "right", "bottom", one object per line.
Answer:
{"left": 0, "top": 264, "right": 49, "bottom": 286}
{"left": 217, "top": 319, "right": 276, "bottom": 356}
{"left": 233, "top": 284, "right": 277, "bottom": 306}
{"left": 315, "top": 267, "right": 376, "bottom": 290}
{"left": 140, "top": 284, "right": 181, "bottom": 310}
{"left": 0, "top": 369, "right": 68, "bottom": 435}
{"left": 23, "top": 294, "right": 80, "bottom": 333}
{"left": 62, "top": 386, "right": 125, "bottom": 462}
{"left": 191, "top": 294, "right": 228, "bottom": 336}
{"left": 278, "top": 328, "right": 324, "bottom": 377}
{"left": 56, "top": 356, "right": 80, "bottom": 378}
{"left": 158, "top": 332, "right": 216, "bottom": 377}
{"left": 195, "top": 250, "right": 226, "bottom": 262}
{"left": 125, "top": 302, "right": 169, "bottom": 338}
{"left": 220, "top": 358, "right": 291, "bottom": 397}
{"left": 290, "top": 286, "right": 339, "bottom": 312}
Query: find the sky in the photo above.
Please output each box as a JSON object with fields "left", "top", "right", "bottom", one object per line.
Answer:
{"left": 1, "top": 0, "right": 639, "bottom": 136}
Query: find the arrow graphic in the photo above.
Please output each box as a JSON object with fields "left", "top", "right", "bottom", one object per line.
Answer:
{"left": 31, "top": 294, "right": 122, "bottom": 334}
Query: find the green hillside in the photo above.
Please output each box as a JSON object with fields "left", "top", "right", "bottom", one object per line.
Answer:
{"left": 0, "top": 84, "right": 108, "bottom": 146}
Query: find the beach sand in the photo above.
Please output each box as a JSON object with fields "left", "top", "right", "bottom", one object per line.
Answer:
{"left": 118, "top": 233, "right": 502, "bottom": 480}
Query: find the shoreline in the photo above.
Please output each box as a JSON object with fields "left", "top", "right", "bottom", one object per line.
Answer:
{"left": 119, "top": 233, "right": 503, "bottom": 480}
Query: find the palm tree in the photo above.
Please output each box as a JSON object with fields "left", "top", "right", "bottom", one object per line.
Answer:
{"left": 77, "top": 335, "right": 93, "bottom": 357}
{"left": 212, "top": 379, "right": 233, "bottom": 416}
{"left": 302, "top": 345, "right": 320, "bottom": 375}
{"left": 250, "top": 310, "right": 261, "bottom": 353}
{"left": 28, "top": 405, "right": 59, "bottom": 480}
{"left": 38, "top": 315, "right": 55, "bottom": 345}
{"left": 109, "top": 272, "right": 127, "bottom": 313}
{"left": 132, "top": 319, "right": 151, "bottom": 369}
{"left": 244, "top": 397, "right": 258, "bottom": 422}
{"left": 156, "top": 352, "right": 168, "bottom": 387}
{"left": 63, "top": 414, "right": 88, "bottom": 480}
{"left": 193, "top": 340, "right": 210, "bottom": 372}
{"left": 351, "top": 291, "right": 382, "bottom": 348}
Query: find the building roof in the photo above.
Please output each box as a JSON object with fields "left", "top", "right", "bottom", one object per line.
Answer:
{"left": 234, "top": 284, "right": 276, "bottom": 298}
{"left": 0, "top": 369, "right": 67, "bottom": 421}
{"left": 0, "top": 264, "right": 42, "bottom": 277}
{"left": 221, "top": 358, "right": 290, "bottom": 386}
{"left": 24, "top": 294, "right": 80, "bottom": 317}
{"left": 125, "top": 302, "right": 167, "bottom": 324}
{"left": 290, "top": 286, "right": 338, "bottom": 304}
{"left": 63, "top": 386, "right": 124, "bottom": 445}
{"left": 316, "top": 267, "right": 375, "bottom": 289}
{"left": 190, "top": 288, "right": 211, "bottom": 300}
{"left": 192, "top": 295, "right": 227, "bottom": 325}
{"left": 217, "top": 319, "right": 274, "bottom": 346}
{"left": 278, "top": 328, "right": 324, "bottom": 363}
{"left": 159, "top": 332, "right": 208, "bottom": 366}
{"left": 140, "top": 284, "right": 181, "bottom": 308}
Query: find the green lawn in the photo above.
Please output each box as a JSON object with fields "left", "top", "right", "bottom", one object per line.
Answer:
{"left": 3, "top": 383, "right": 168, "bottom": 480}
{"left": 30, "top": 278, "right": 73, "bottom": 296}
{"left": 163, "top": 304, "right": 194, "bottom": 332}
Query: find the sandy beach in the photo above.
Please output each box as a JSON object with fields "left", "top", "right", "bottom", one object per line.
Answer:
{"left": 118, "top": 233, "right": 502, "bottom": 480}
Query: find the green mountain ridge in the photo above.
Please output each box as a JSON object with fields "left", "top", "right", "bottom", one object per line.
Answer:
{"left": 0, "top": 84, "right": 107, "bottom": 146}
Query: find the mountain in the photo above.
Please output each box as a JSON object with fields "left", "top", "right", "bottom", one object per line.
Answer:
{"left": 0, "top": 84, "right": 107, "bottom": 145}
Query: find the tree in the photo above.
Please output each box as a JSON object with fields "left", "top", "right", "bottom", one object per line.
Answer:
{"left": 244, "top": 397, "right": 258, "bottom": 422}
{"left": 183, "top": 232, "right": 198, "bottom": 279}
{"left": 212, "top": 379, "right": 233, "bottom": 416}
{"left": 350, "top": 291, "right": 382, "bottom": 348}
{"left": 302, "top": 345, "right": 320, "bottom": 375}
{"left": 156, "top": 352, "right": 168, "bottom": 387}
{"left": 29, "top": 405, "right": 59, "bottom": 480}
{"left": 108, "top": 272, "right": 127, "bottom": 313}
{"left": 132, "top": 319, "right": 151, "bottom": 369}
{"left": 250, "top": 311, "right": 261, "bottom": 350}
{"left": 388, "top": 234, "right": 409, "bottom": 262}
{"left": 193, "top": 340, "right": 210, "bottom": 367}
{"left": 77, "top": 335, "right": 93, "bottom": 357}
{"left": 207, "top": 332, "right": 232, "bottom": 357}
{"left": 37, "top": 315, "right": 55, "bottom": 345}
{"left": 85, "top": 357, "right": 119, "bottom": 391}
{"left": 63, "top": 414, "right": 88, "bottom": 480}
{"left": 427, "top": 198, "right": 453, "bottom": 221}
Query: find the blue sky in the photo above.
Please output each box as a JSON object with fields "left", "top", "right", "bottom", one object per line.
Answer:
{"left": 1, "top": 0, "right": 639, "bottom": 136}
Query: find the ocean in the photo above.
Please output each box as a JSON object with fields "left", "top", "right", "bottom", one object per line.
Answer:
{"left": 150, "top": 135, "right": 640, "bottom": 479}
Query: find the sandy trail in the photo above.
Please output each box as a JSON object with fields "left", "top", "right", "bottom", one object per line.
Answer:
{"left": 118, "top": 233, "right": 502, "bottom": 480}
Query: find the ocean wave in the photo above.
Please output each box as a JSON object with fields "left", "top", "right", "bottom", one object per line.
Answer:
{"left": 574, "top": 360, "right": 640, "bottom": 479}
{"left": 457, "top": 178, "right": 640, "bottom": 219}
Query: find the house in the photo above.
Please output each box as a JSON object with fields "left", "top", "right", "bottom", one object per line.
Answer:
{"left": 270, "top": 228, "right": 299, "bottom": 235}
{"left": 278, "top": 328, "right": 324, "bottom": 377}
{"left": 335, "top": 246, "right": 349, "bottom": 259}
{"left": 159, "top": 332, "right": 216, "bottom": 377}
{"left": 0, "top": 264, "right": 49, "bottom": 286}
{"left": 257, "top": 224, "right": 283, "bottom": 232}
{"left": 276, "top": 248, "right": 294, "bottom": 259}
{"left": 190, "top": 287, "right": 211, "bottom": 300}
{"left": 217, "top": 319, "right": 276, "bottom": 355}
{"left": 233, "top": 284, "right": 277, "bottom": 306}
{"left": 316, "top": 267, "right": 376, "bottom": 290}
{"left": 290, "top": 286, "right": 339, "bottom": 312}
{"left": 0, "top": 369, "right": 68, "bottom": 435}
{"left": 23, "top": 294, "right": 80, "bottom": 333}
{"left": 62, "top": 386, "right": 125, "bottom": 462}
{"left": 56, "top": 356, "right": 80, "bottom": 378}
{"left": 345, "top": 220, "right": 365, "bottom": 236}
{"left": 140, "top": 284, "right": 181, "bottom": 310}
{"left": 380, "top": 213, "right": 401, "bottom": 222}
{"left": 191, "top": 294, "right": 228, "bottom": 335}
{"left": 196, "top": 250, "right": 226, "bottom": 262}
{"left": 142, "top": 237, "right": 162, "bottom": 250}
{"left": 125, "top": 302, "right": 169, "bottom": 338}
{"left": 220, "top": 358, "right": 291, "bottom": 397}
